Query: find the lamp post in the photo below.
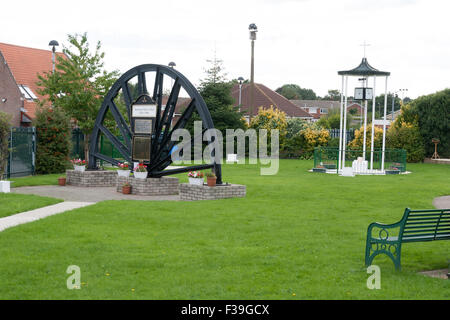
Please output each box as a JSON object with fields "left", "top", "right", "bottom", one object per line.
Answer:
{"left": 48, "top": 40, "right": 59, "bottom": 73}
{"left": 249, "top": 23, "right": 257, "bottom": 122}
{"left": 399, "top": 88, "right": 408, "bottom": 105}
{"left": 238, "top": 76, "right": 244, "bottom": 111}
{"left": 168, "top": 61, "right": 176, "bottom": 87}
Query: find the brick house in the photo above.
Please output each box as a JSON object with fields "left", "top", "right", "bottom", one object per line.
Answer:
{"left": 231, "top": 83, "right": 313, "bottom": 122}
{"left": 0, "top": 42, "right": 64, "bottom": 127}
{"left": 291, "top": 99, "right": 363, "bottom": 121}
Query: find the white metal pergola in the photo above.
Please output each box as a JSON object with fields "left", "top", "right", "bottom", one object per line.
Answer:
{"left": 337, "top": 58, "right": 390, "bottom": 175}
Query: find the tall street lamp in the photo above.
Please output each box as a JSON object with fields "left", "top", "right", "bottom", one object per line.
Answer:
{"left": 238, "top": 76, "right": 244, "bottom": 111}
{"left": 48, "top": 40, "right": 59, "bottom": 73}
{"left": 249, "top": 23, "right": 257, "bottom": 122}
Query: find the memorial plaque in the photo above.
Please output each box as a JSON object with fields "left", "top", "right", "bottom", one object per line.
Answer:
{"left": 134, "top": 119, "right": 153, "bottom": 134}
{"left": 132, "top": 104, "right": 157, "bottom": 118}
{"left": 132, "top": 136, "right": 151, "bottom": 162}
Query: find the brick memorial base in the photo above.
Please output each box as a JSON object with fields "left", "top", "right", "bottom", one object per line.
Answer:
{"left": 66, "top": 170, "right": 117, "bottom": 187}
{"left": 117, "top": 176, "right": 179, "bottom": 196}
{"left": 179, "top": 183, "right": 246, "bottom": 201}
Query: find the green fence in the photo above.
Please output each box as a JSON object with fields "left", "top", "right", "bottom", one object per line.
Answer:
{"left": 6, "top": 127, "right": 36, "bottom": 178}
{"left": 70, "top": 129, "right": 123, "bottom": 165}
{"left": 313, "top": 147, "right": 407, "bottom": 173}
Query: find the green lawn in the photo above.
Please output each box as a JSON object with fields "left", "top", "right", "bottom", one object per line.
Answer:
{"left": 0, "top": 160, "right": 448, "bottom": 299}
{"left": 10, "top": 173, "right": 64, "bottom": 188}
{"left": 0, "top": 193, "right": 63, "bottom": 218}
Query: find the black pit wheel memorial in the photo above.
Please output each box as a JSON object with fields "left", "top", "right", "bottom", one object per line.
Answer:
{"left": 88, "top": 64, "right": 222, "bottom": 184}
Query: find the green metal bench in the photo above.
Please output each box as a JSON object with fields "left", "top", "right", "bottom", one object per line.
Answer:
{"left": 365, "top": 208, "right": 450, "bottom": 270}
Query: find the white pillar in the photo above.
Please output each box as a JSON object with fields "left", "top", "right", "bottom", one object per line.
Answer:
{"left": 370, "top": 76, "right": 376, "bottom": 170}
{"left": 338, "top": 75, "right": 345, "bottom": 171}
{"left": 381, "top": 76, "right": 388, "bottom": 172}
{"left": 342, "top": 76, "right": 349, "bottom": 170}
{"left": 363, "top": 98, "right": 368, "bottom": 161}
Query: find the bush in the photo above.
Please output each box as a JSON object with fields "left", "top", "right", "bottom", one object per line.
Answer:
{"left": 396, "top": 89, "right": 450, "bottom": 158}
{"left": 250, "top": 106, "right": 288, "bottom": 151}
{"left": 348, "top": 124, "right": 383, "bottom": 150}
{"left": 0, "top": 111, "right": 11, "bottom": 178}
{"left": 34, "top": 107, "right": 72, "bottom": 174}
{"left": 387, "top": 121, "right": 425, "bottom": 162}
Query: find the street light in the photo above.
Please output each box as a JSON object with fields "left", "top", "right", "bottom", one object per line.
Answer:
{"left": 238, "top": 76, "right": 244, "bottom": 110}
{"left": 48, "top": 40, "right": 59, "bottom": 73}
{"left": 249, "top": 23, "right": 257, "bottom": 122}
{"left": 168, "top": 62, "right": 176, "bottom": 87}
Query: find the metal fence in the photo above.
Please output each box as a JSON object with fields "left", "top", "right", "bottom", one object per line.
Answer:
{"left": 71, "top": 128, "right": 85, "bottom": 160}
{"left": 313, "top": 147, "right": 407, "bottom": 173}
{"left": 327, "top": 129, "right": 355, "bottom": 142}
{"left": 6, "top": 127, "right": 36, "bottom": 178}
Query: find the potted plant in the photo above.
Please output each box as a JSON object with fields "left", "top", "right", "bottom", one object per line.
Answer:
{"left": 71, "top": 158, "right": 87, "bottom": 172}
{"left": 133, "top": 162, "right": 148, "bottom": 179}
{"left": 206, "top": 172, "right": 217, "bottom": 187}
{"left": 58, "top": 176, "right": 66, "bottom": 186}
{"left": 122, "top": 182, "right": 131, "bottom": 194}
{"left": 188, "top": 171, "right": 204, "bottom": 185}
{"left": 117, "top": 161, "right": 130, "bottom": 177}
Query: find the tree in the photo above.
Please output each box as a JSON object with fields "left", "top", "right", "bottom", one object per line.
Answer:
{"left": 322, "top": 89, "right": 341, "bottom": 101}
{"left": 36, "top": 32, "right": 120, "bottom": 159}
{"left": 275, "top": 84, "right": 317, "bottom": 100}
{"left": 396, "top": 89, "right": 450, "bottom": 158}
{"left": 374, "top": 93, "right": 402, "bottom": 115}
{"left": 317, "top": 107, "right": 352, "bottom": 129}
{"left": 34, "top": 107, "right": 72, "bottom": 174}
{"left": 386, "top": 121, "right": 425, "bottom": 162}
{"left": 187, "top": 58, "right": 246, "bottom": 136}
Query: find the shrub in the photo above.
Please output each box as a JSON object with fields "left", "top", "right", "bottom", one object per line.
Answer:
{"left": 34, "top": 107, "right": 71, "bottom": 174}
{"left": 0, "top": 111, "right": 11, "bottom": 178}
{"left": 387, "top": 121, "right": 425, "bottom": 162}
{"left": 250, "top": 106, "right": 288, "bottom": 151}
{"left": 348, "top": 124, "right": 383, "bottom": 150}
{"left": 396, "top": 89, "right": 450, "bottom": 158}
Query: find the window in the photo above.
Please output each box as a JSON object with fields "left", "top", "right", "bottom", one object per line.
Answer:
{"left": 320, "top": 108, "right": 328, "bottom": 114}
{"left": 18, "top": 85, "right": 37, "bottom": 101}
{"left": 309, "top": 107, "right": 318, "bottom": 113}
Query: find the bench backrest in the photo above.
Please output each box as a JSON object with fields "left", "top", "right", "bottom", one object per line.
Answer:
{"left": 400, "top": 208, "right": 450, "bottom": 242}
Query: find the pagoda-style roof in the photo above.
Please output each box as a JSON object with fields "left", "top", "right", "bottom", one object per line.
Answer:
{"left": 338, "top": 57, "right": 390, "bottom": 76}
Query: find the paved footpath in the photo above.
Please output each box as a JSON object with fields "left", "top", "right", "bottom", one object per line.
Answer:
{"left": 433, "top": 195, "right": 450, "bottom": 209}
{"left": 0, "top": 201, "right": 94, "bottom": 232}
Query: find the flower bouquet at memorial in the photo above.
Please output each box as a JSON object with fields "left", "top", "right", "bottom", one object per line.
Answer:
{"left": 71, "top": 158, "right": 87, "bottom": 172}
{"left": 117, "top": 161, "right": 131, "bottom": 177}
{"left": 133, "top": 162, "right": 148, "bottom": 179}
{"left": 188, "top": 171, "right": 204, "bottom": 185}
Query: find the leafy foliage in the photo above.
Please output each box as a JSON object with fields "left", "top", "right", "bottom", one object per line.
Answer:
{"left": 396, "top": 89, "right": 450, "bottom": 158}
{"left": 387, "top": 121, "right": 425, "bottom": 162}
{"left": 348, "top": 124, "right": 383, "bottom": 150}
{"left": 0, "top": 111, "right": 11, "bottom": 178}
{"left": 34, "top": 107, "right": 72, "bottom": 174}
{"left": 317, "top": 107, "right": 352, "bottom": 129}
{"left": 275, "top": 84, "right": 317, "bottom": 100}
{"left": 36, "top": 33, "right": 120, "bottom": 158}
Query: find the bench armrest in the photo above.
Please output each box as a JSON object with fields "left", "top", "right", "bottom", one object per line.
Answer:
{"left": 367, "top": 220, "right": 403, "bottom": 241}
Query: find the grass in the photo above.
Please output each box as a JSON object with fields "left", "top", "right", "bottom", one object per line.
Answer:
{"left": 0, "top": 160, "right": 448, "bottom": 299}
{"left": 10, "top": 173, "right": 64, "bottom": 188}
{"left": 0, "top": 193, "right": 63, "bottom": 218}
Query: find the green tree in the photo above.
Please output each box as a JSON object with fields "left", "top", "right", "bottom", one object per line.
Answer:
{"left": 34, "top": 107, "right": 72, "bottom": 174}
{"left": 36, "top": 32, "right": 120, "bottom": 159}
{"left": 317, "top": 108, "right": 352, "bottom": 129}
{"left": 275, "top": 84, "right": 317, "bottom": 100}
{"left": 387, "top": 121, "right": 425, "bottom": 162}
{"left": 0, "top": 111, "right": 11, "bottom": 179}
{"left": 186, "top": 58, "right": 246, "bottom": 136}
{"left": 395, "top": 89, "right": 450, "bottom": 158}
{"left": 322, "top": 89, "right": 341, "bottom": 101}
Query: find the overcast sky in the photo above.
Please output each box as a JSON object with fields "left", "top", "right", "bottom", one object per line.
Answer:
{"left": 2, "top": 0, "right": 449, "bottom": 99}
